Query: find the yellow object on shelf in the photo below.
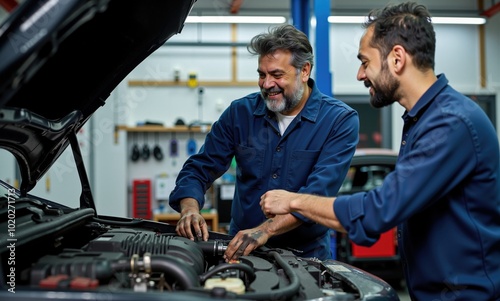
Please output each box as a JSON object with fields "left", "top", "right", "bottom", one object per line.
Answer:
{"left": 188, "top": 72, "right": 198, "bottom": 88}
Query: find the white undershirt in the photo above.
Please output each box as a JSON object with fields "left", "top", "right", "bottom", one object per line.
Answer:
{"left": 275, "top": 112, "right": 296, "bottom": 135}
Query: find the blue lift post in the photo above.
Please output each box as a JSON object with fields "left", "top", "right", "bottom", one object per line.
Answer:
{"left": 312, "top": 1, "right": 336, "bottom": 259}
{"left": 313, "top": 0, "right": 332, "bottom": 97}
{"left": 315, "top": 0, "right": 336, "bottom": 258}
{"left": 291, "top": 0, "right": 332, "bottom": 97}
{"left": 291, "top": 0, "right": 335, "bottom": 259}
{"left": 291, "top": 0, "right": 310, "bottom": 36}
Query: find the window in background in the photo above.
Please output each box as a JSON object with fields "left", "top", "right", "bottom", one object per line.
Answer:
{"left": 468, "top": 94, "right": 496, "bottom": 129}
{"left": 336, "top": 95, "right": 392, "bottom": 149}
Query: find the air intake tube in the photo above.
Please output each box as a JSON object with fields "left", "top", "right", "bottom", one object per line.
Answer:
{"left": 111, "top": 253, "right": 200, "bottom": 289}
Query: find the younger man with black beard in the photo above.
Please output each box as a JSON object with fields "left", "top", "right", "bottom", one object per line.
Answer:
{"left": 260, "top": 2, "right": 500, "bottom": 300}
{"left": 169, "top": 24, "right": 359, "bottom": 261}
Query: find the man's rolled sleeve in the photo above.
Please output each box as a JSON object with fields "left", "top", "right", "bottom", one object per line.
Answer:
{"left": 169, "top": 183, "right": 206, "bottom": 212}
{"left": 334, "top": 193, "right": 380, "bottom": 246}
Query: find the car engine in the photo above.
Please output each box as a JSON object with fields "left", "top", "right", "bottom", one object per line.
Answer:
{"left": 0, "top": 196, "right": 399, "bottom": 301}
{"left": 28, "top": 226, "right": 361, "bottom": 299}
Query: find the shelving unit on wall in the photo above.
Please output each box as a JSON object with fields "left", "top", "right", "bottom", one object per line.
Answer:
{"left": 114, "top": 125, "right": 212, "bottom": 144}
{"left": 116, "top": 125, "right": 211, "bottom": 133}
{"left": 118, "top": 124, "right": 218, "bottom": 225}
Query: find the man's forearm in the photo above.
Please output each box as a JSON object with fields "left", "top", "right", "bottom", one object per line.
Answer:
{"left": 290, "top": 195, "right": 346, "bottom": 233}
{"left": 260, "top": 213, "right": 302, "bottom": 237}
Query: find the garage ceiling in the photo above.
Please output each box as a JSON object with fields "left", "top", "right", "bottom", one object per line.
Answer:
{"left": 189, "top": 0, "right": 499, "bottom": 18}
{"left": 1, "top": 1, "right": 498, "bottom": 18}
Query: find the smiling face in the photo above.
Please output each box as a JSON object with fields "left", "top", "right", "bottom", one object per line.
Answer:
{"left": 258, "top": 49, "right": 309, "bottom": 115}
{"left": 357, "top": 27, "right": 400, "bottom": 108}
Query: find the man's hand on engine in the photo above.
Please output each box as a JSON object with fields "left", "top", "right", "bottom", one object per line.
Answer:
{"left": 223, "top": 227, "right": 270, "bottom": 262}
{"left": 176, "top": 198, "right": 209, "bottom": 241}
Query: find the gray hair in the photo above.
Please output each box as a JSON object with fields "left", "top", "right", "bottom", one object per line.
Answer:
{"left": 247, "top": 24, "right": 314, "bottom": 73}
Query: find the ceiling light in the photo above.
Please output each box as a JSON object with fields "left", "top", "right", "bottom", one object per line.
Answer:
{"left": 328, "top": 16, "right": 486, "bottom": 25}
{"left": 327, "top": 16, "right": 368, "bottom": 24}
{"left": 430, "top": 17, "right": 486, "bottom": 25}
{"left": 186, "top": 16, "right": 287, "bottom": 24}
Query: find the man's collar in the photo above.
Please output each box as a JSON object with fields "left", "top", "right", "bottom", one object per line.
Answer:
{"left": 406, "top": 73, "right": 448, "bottom": 118}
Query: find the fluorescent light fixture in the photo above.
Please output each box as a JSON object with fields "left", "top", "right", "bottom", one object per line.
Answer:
{"left": 186, "top": 16, "right": 287, "bottom": 24}
{"left": 430, "top": 17, "right": 486, "bottom": 25}
{"left": 328, "top": 15, "right": 486, "bottom": 25}
{"left": 328, "top": 16, "right": 368, "bottom": 24}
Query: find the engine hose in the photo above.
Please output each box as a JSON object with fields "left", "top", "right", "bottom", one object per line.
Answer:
{"left": 196, "top": 240, "right": 228, "bottom": 256}
{"left": 111, "top": 255, "right": 200, "bottom": 289}
{"left": 92, "top": 216, "right": 145, "bottom": 226}
{"left": 190, "top": 251, "right": 301, "bottom": 300}
{"left": 237, "top": 250, "right": 301, "bottom": 300}
{"left": 199, "top": 262, "right": 256, "bottom": 284}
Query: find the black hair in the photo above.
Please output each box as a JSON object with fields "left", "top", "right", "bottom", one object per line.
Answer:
{"left": 364, "top": 1, "right": 436, "bottom": 71}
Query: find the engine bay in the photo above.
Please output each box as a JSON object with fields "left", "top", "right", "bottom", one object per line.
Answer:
{"left": 0, "top": 194, "right": 399, "bottom": 301}
{"left": 25, "top": 225, "right": 358, "bottom": 299}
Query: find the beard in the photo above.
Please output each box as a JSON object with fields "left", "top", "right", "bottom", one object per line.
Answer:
{"left": 366, "top": 62, "right": 400, "bottom": 108}
{"left": 262, "top": 75, "right": 304, "bottom": 114}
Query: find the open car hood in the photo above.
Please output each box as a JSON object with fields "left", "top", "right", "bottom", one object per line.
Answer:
{"left": 0, "top": 0, "right": 196, "bottom": 194}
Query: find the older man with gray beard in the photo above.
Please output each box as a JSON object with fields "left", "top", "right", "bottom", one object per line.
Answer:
{"left": 170, "top": 24, "right": 359, "bottom": 261}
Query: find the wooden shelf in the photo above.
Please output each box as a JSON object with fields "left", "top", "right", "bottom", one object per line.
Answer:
{"left": 128, "top": 80, "right": 256, "bottom": 87}
{"left": 117, "top": 125, "right": 211, "bottom": 133}
{"left": 153, "top": 212, "right": 219, "bottom": 232}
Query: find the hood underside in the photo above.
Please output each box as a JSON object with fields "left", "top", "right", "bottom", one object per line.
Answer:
{"left": 0, "top": 0, "right": 196, "bottom": 193}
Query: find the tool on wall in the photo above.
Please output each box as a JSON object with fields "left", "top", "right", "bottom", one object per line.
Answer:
{"left": 187, "top": 131, "right": 197, "bottom": 156}
{"left": 189, "top": 87, "right": 211, "bottom": 128}
{"left": 141, "top": 132, "right": 150, "bottom": 161}
{"left": 197, "top": 87, "right": 204, "bottom": 123}
{"left": 170, "top": 132, "right": 178, "bottom": 166}
{"left": 131, "top": 132, "right": 140, "bottom": 162}
{"left": 153, "top": 132, "right": 164, "bottom": 161}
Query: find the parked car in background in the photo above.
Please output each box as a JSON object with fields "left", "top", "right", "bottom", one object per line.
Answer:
{"left": 336, "top": 148, "right": 404, "bottom": 287}
{"left": 0, "top": 1, "right": 400, "bottom": 300}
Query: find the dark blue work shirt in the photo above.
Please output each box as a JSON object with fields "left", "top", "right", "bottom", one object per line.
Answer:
{"left": 170, "top": 78, "right": 359, "bottom": 260}
{"left": 335, "top": 74, "right": 500, "bottom": 300}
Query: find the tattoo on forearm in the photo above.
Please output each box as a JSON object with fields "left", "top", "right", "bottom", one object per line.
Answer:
{"left": 250, "top": 230, "right": 263, "bottom": 240}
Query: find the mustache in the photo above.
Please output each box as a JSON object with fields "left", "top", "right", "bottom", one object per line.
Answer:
{"left": 262, "top": 88, "right": 282, "bottom": 94}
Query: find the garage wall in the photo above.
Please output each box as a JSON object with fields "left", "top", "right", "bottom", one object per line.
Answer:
{"left": 118, "top": 24, "right": 268, "bottom": 127}
{"left": 95, "top": 19, "right": 498, "bottom": 217}
{"left": 120, "top": 20, "right": 499, "bottom": 127}
{"left": 1, "top": 12, "right": 499, "bottom": 217}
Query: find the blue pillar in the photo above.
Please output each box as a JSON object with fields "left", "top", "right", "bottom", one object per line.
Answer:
{"left": 314, "top": 0, "right": 332, "bottom": 96}
{"left": 291, "top": 0, "right": 309, "bottom": 36}
{"left": 314, "top": 1, "right": 334, "bottom": 259}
